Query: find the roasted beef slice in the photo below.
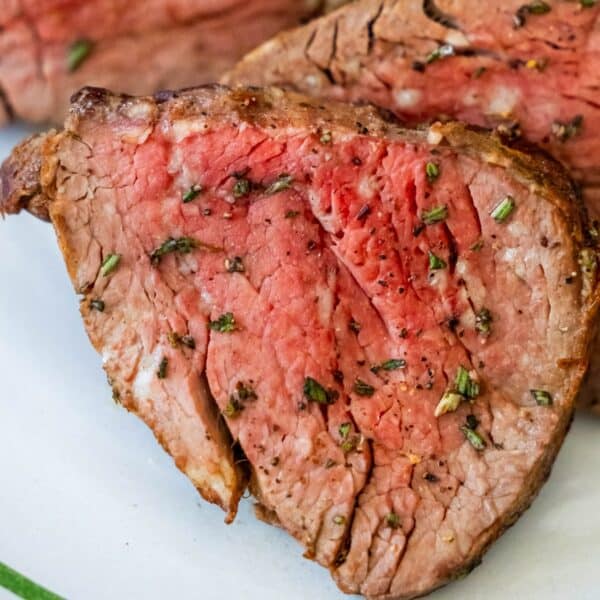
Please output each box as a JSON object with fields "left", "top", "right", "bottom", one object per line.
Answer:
{"left": 225, "top": 0, "right": 600, "bottom": 409}
{"left": 1, "top": 86, "right": 597, "bottom": 599}
{"left": 0, "top": 0, "right": 348, "bottom": 125}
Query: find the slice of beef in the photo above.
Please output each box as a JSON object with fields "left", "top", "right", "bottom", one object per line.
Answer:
{"left": 1, "top": 85, "right": 597, "bottom": 598}
{"left": 0, "top": 0, "right": 349, "bottom": 125}
{"left": 224, "top": 0, "right": 600, "bottom": 410}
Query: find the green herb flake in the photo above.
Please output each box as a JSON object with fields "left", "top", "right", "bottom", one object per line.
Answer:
{"left": 233, "top": 178, "right": 251, "bottom": 198}
{"left": 581, "top": 0, "right": 597, "bottom": 7}
{"left": 490, "top": 196, "right": 515, "bottom": 223}
{"left": 89, "top": 299, "right": 105, "bottom": 312}
{"left": 208, "top": 312, "right": 237, "bottom": 333}
{"left": 421, "top": 205, "right": 448, "bottom": 225}
{"left": 428, "top": 251, "right": 447, "bottom": 271}
{"left": 460, "top": 425, "right": 486, "bottom": 451}
{"left": 325, "top": 458, "right": 337, "bottom": 469}
{"left": 150, "top": 237, "right": 218, "bottom": 265}
{"left": 425, "top": 162, "right": 440, "bottom": 183}
{"left": 470, "top": 240, "right": 484, "bottom": 252}
{"left": 473, "top": 66, "right": 486, "bottom": 79}
{"left": 552, "top": 115, "right": 584, "bottom": 142}
{"left": 425, "top": 44, "right": 455, "bottom": 65}
{"left": 341, "top": 436, "right": 359, "bottom": 453}
{"left": 455, "top": 366, "right": 480, "bottom": 399}
{"left": 434, "top": 391, "right": 464, "bottom": 417}
{"left": 182, "top": 184, "right": 202, "bottom": 203}
{"left": 224, "top": 256, "right": 245, "bottom": 273}
{"left": 168, "top": 332, "right": 195, "bottom": 350}
{"left": 386, "top": 512, "right": 401, "bottom": 529}
{"left": 285, "top": 210, "right": 300, "bottom": 219}
{"left": 475, "top": 308, "right": 493, "bottom": 335}
{"left": 333, "top": 515, "right": 346, "bottom": 525}
{"left": 265, "top": 174, "right": 294, "bottom": 195}
{"left": 67, "top": 39, "right": 93, "bottom": 72}
{"left": 339, "top": 422, "right": 351, "bottom": 440}
{"left": 157, "top": 357, "right": 168, "bottom": 379}
{"left": 303, "top": 376, "right": 335, "bottom": 405}
{"left": 527, "top": 0, "right": 551, "bottom": 14}
{"left": 101, "top": 253, "right": 121, "bottom": 277}
{"left": 530, "top": 389, "right": 553, "bottom": 406}
{"left": 353, "top": 379, "right": 375, "bottom": 397}
{"left": 236, "top": 381, "right": 257, "bottom": 401}
{"left": 371, "top": 359, "right": 407, "bottom": 373}
{"left": 223, "top": 398, "right": 243, "bottom": 418}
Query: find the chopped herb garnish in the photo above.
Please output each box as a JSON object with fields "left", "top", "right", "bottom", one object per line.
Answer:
{"left": 209, "top": 312, "right": 236, "bottom": 333}
{"left": 168, "top": 332, "right": 195, "bottom": 349}
{"left": 157, "top": 357, "right": 168, "bottom": 379}
{"left": 89, "top": 299, "right": 105, "bottom": 312}
{"left": 303, "top": 376, "right": 337, "bottom": 405}
{"left": 225, "top": 256, "right": 245, "bottom": 273}
{"left": 285, "top": 210, "right": 300, "bottom": 219}
{"left": 473, "top": 66, "right": 487, "bottom": 79}
{"left": 434, "top": 391, "right": 463, "bottom": 417}
{"left": 320, "top": 131, "right": 332, "bottom": 144}
{"left": 265, "top": 174, "right": 294, "bottom": 195}
{"left": 490, "top": 196, "right": 515, "bottom": 223}
{"left": 428, "top": 251, "right": 447, "bottom": 271}
{"left": 325, "top": 458, "right": 337, "bottom": 469}
{"left": 236, "top": 381, "right": 257, "bottom": 401}
{"left": 223, "top": 398, "right": 243, "bottom": 418}
{"left": 333, "top": 515, "right": 346, "bottom": 525}
{"left": 421, "top": 205, "right": 448, "bottom": 225}
{"left": 371, "top": 359, "right": 407, "bottom": 374}
{"left": 552, "top": 115, "right": 583, "bottom": 142}
{"left": 460, "top": 425, "right": 486, "bottom": 451}
{"left": 349, "top": 318, "right": 362, "bottom": 334}
{"left": 425, "top": 162, "right": 440, "bottom": 183}
{"left": 581, "top": 0, "right": 597, "bottom": 7}
{"left": 386, "top": 512, "right": 401, "bottom": 529}
{"left": 101, "top": 253, "right": 121, "bottom": 276}
{"left": 182, "top": 184, "right": 202, "bottom": 203}
{"left": 67, "top": 39, "right": 93, "bottom": 72}
{"left": 233, "top": 178, "right": 251, "bottom": 198}
{"left": 425, "top": 44, "right": 455, "bottom": 64}
{"left": 470, "top": 240, "right": 484, "bottom": 252}
{"left": 475, "top": 308, "right": 493, "bottom": 335}
{"left": 150, "top": 237, "right": 201, "bottom": 264}
{"left": 455, "top": 366, "right": 479, "bottom": 399}
{"left": 527, "top": 0, "right": 551, "bottom": 14}
{"left": 339, "top": 422, "right": 352, "bottom": 440}
{"left": 530, "top": 389, "right": 553, "bottom": 406}
{"left": 341, "top": 436, "right": 359, "bottom": 453}
{"left": 353, "top": 379, "right": 375, "bottom": 397}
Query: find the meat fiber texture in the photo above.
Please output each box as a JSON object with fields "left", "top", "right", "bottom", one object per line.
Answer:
{"left": 1, "top": 86, "right": 598, "bottom": 599}
{"left": 224, "top": 0, "right": 600, "bottom": 409}
{"left": 0, "top": 0, "right": 350, "bottom": 125}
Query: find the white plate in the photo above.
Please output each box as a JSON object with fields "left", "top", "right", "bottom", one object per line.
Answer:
{"left": 1, "top": 124, "right": 600, "bottom": 600}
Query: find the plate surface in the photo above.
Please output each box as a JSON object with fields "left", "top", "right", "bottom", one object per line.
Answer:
{"left": 1, "top": 124, "right": 600, "bottom": 600}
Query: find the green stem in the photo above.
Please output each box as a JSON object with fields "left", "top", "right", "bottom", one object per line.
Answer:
{"left": 0, "top": 562, "right": 64, "bottom": 600}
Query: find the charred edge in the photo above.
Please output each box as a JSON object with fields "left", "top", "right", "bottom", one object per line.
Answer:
{"left": 422, "top": 0, "right": 460, "bottom": 30}
{"left": 0, "top": 83, "right": 14, "bottom": 121}
{"left": 367, "top": 2, "right": 385, "bottom": 53}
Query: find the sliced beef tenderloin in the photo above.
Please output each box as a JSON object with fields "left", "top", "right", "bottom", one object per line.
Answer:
{"left": 224, "top": 0, "right": 600, "bottom": 410}
{"left": 0, "top": 0, "right": 349, "bottom": 126}
{"left": 1, "top": 86, "right": 597, "bottom": 598}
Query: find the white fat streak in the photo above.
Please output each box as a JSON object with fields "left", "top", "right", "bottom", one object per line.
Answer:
{"left": 307, "top": 189, "right": 336, "bottom": 233}
{"left": 488, "top": 86, "right": 521, "bottom": 117}
{"left": 132, "top": 347, "right": 163, "bottom": 399}
{"left": 171, "top": 119, "right": 210, "bottom": 142}
{"left": 394, "top": 88, "right": 422, "bottom": 109}
{"left": 427, "top": 126, "right": 444, "bottom": 145}
{"left": 445, "top": 30, "right": 470, "bottom": 48}
{"left": 358, "top": 176, "right": 377, "bottom": 199}
{"left": 315, "top": 283, "right": 334, "bottom": 328}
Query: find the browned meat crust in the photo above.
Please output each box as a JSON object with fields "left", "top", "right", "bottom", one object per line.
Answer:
{"left": 1, "top": 85, "right": 598, "bottom": 598}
